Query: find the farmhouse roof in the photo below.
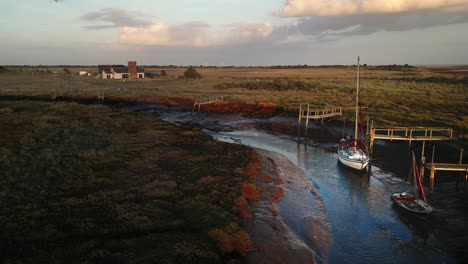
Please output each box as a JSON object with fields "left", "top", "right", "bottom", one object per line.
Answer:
{"left": 113, "top": 66, "right": 128, "bottom": 73}
{"left": 98, "top": 65, "right": 112, "bottom": 74}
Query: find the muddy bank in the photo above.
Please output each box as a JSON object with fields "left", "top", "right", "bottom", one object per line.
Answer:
{"left": 245, "top": 148, "right": 332, "bottom": 264}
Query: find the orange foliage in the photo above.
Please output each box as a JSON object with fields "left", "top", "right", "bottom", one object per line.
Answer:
{"left": 272, "top": 187, "right": 284, "bottom": 203}
{"left": 242, "top": 183, "right": 260, "bottom": 201}
{"left": 246, "top": 160, "right": 261, "bottom": 181}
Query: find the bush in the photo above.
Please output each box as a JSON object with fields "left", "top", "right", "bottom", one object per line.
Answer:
{"left": 184, "top": 66, "right": 201, "bottom": 79}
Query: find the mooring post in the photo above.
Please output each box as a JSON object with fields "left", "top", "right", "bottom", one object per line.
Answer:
{"left": 459, "top": 148, "right": 466, "bottom": 185}
{"left": 459, "top": 148, "right": 464, "bottom": 164}
{"left": 192, "top": 99, "right": 197, "bottom": 112}
{"left": 429, "top": 164, "right": 435, "bottom": 194}
{"left": 409, "top": 129, "right": 413, "bottom": 145}
{"left": 304, "top": 104, "right": 310, "bottom": 138}
{"left": 431, "top": 144, "right": 436, "bottom": 164}
{"left": 297, "top": 104, "right": 302, "bottom": 139}
{"left": 365, "top": 116, "right": 369, "bottom": 154}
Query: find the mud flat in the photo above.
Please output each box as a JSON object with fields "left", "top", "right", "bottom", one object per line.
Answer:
{"left": 245, "top": 148, "right": 332, "bottom": 264}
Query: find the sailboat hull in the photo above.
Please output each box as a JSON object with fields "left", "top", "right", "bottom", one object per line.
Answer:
{"left": 337, "top": 150, "right": 369, "bottom": 170}
{"left": 391, "top": 193, "right": 433, "bottom": 214}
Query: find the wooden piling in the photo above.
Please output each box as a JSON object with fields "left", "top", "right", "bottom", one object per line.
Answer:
{"left": 429, "top": 163, "right": 435, "bottom": 194}
{"left": 304, "top": 104, "right": 310, "bottom": 138}
{"left": 297, "top": 104, "right": 302, "bottom": 139}
{"left": 420, "top": 141, "right": 426, "bottom": 183}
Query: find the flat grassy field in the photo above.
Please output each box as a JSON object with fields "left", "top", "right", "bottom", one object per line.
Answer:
{"left": 0, "top": 100, "right": 258, "bottom": 263}
{"left": 1, "top": 66, "right": 467, "bottom": 134}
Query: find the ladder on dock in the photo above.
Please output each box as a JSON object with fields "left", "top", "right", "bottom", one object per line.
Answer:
{"left": 192, "top": 96, "right": 224, "bottom": 113}
{"left": 297, "top": 104, "right": 342, "bottom": 138}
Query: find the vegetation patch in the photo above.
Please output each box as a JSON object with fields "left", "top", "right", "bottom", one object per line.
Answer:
{"left": 214, "top": 79, "right": 315, "bottom": 91}
{"left": 0, "top": 100, "right": 258, "bottom": 263}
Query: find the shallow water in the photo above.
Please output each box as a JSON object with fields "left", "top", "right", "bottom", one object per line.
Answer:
{"left": 132, "top": 105, "right": 463, "bottom": 263}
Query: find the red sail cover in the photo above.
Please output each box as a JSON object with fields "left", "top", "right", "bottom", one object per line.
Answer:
{"left": 394, "top": 196, "right": 416, "bottom": 201}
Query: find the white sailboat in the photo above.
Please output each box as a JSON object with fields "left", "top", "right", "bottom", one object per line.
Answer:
{"left": 337, "top": 57, "right": 370, "bottom": 170}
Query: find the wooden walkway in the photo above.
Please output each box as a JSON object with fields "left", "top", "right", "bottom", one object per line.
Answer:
{"left": 424, "top": 162, "right": 468, "bottom": 193}
{"left": 297, "top": 104, "right": 342, "bottom": 138}
{"left": 192, "top": 96, "right": 224, "bottom": 112}
{"left": 369, "top": 127, "right": 453, "bottom": 155}
{"left": 419, "top": 147, "right": 467, "bottom": 194}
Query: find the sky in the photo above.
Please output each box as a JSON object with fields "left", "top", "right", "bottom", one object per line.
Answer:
{"left": 1, "top": 0, "right": 468, "bottom": 65}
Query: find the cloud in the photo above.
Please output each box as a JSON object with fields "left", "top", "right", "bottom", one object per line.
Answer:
{"left": 119, "top": 22, "right": 273, "bottom": 47}
{"left": 279, "top": 0, "right": 468, "bottom": 16}
{"left": 273, "top": 6, "right": 468, "bottom": 41}
{"left": 80, "top": 8, "right": 151, "bottom": 29}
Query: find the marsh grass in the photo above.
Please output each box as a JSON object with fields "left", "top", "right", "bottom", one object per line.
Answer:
{"left": 1, "top": 66, "right": 467, "bottom": 134}
{"left": 0, "top": 100, "right": 257, "bottom": 263}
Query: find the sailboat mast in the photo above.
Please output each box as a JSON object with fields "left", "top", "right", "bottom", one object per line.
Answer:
{"left": 355, "top": 56, "right": 360, "bottom": 140}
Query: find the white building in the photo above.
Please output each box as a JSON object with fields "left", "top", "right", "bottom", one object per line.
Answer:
{"left": 98, "top": 61, "right": 144, "bottom": 80}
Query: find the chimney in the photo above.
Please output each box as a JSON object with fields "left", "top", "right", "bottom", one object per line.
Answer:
{"left": 128, "top": 61, "right": 137, "bottom": 79}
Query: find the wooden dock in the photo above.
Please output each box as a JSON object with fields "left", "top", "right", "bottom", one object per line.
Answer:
{"left": 297, "top": 104, "right": 342, "bottom": 138}
{"left": 425, "top": 163, "right": 468, "bottom": 193}
{"left": 192, "top": 96, "right": 224, "bottom": 112}
{"left": 421, "top": 148, "right": 467, "bottom": 194}
{"left": 369, "top": 126, "right": 453, "bottom": 155}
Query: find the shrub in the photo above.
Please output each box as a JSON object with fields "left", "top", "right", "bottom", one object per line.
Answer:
{"left": 184, "top": 66, "right": 201, "bottom": 79}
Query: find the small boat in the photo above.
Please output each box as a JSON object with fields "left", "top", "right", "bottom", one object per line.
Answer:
{"left": 391, "top": 152, "right": 433, "bottom": 214}
{"left": 337, "top": 57, "right": 370, "bottom": 170}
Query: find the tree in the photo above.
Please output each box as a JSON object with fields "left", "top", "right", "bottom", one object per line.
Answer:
{"left": 184, "top": 66, "right": 201, "bottom": 79}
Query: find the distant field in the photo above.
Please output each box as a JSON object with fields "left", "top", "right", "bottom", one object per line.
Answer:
{"left": 422, "top": 66, "right": 468, "bottom": 76}
{"left": 1, "top": 65, "right": 467, "bottom": 135}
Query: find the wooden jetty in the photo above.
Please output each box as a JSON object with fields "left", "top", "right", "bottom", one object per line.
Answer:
{"left": 422, "top": 147, "right": 467, "bottom": 194}
{"left": 97, "top": 90, "right": 105, "bottom": 101}
{"left": 369, "top": 126, "right": 453, "bottom": 155}
{"left": 192, "top": 96, "right": 224, "bottom": 113}
{"left": 297, "top": 104, "right": 342, "bottom": 138}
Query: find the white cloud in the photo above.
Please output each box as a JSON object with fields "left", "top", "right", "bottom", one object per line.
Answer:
{"left": 279, "top": 0, "right": 468, "bottom": 16}
{"left": 119, "top": 22, "right": 273, "bottom": 47}
{"left": 80, "top": 8, "right": 151, "bottom": 29}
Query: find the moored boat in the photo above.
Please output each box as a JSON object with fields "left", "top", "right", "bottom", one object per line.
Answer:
{"left": 337, "top": 57, "right": 370, "bottom": 171}
{"left": 391, "top": 152, "right": 433, "bottom": 214}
